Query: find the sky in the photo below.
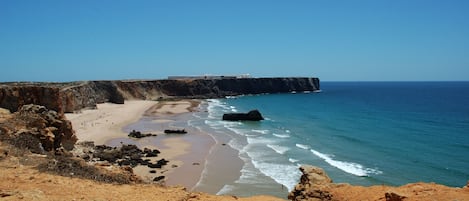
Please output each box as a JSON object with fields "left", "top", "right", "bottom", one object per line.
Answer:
{"left": 1, "top": 0, "right": 468, "bottom": 82}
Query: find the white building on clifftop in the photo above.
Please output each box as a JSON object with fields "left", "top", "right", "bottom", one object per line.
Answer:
{"left": 168, "top": 74, "right": 251, "bottom": 80}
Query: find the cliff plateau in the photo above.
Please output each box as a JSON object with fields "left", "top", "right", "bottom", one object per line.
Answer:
{"left": 0, "top": 77, "right": 320, "bottom": 114}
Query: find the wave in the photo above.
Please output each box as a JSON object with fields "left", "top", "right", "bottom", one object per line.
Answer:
{"left": 310, "top": 149, "right": 382, "bottom": 177}
{"left": 251, "top": 160, "right": 301, "bottom": 192}
{"left": 273, "top": 133, "right": 290, "bottom": 138}
{"left": 289, "top": 158, "right": 300, "bottom": 163}
{"left": 296, "top": 143, "right": 311, "bottom": 150}
{"left": 230, "top": 106, "right": 238, "bottom": 112}
{"left": 252, "top": 129, "right": 269, "bottom": 134}
{"left": 267, "top": 144, "right": 290, "bottom": 155}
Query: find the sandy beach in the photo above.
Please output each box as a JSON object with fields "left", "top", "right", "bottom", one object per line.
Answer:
{"left": 65, "top": 100, "right": 234, "bottom": 192}
{"left": 65, "top": 100, "right": 158, "bottom": 145}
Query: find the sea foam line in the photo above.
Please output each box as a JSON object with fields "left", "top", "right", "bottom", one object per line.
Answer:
{"left": 273, "top": 133, "right": 290, "bottom": 138}
{"left": 267, "top": 144, "right": 290, "bottom": 155}
{"left": 252, "top": 129, "right": 269, "bottom": 134}
{"left": 310, "top": 149, "right": 382, "bottom": 177}
{"left": 296, "top": 143, "right": 311, "bottom": 150}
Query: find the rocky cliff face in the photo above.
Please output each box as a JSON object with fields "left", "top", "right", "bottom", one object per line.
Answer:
{"left": 1, "top": 77, "right": 320, "bottom": 114}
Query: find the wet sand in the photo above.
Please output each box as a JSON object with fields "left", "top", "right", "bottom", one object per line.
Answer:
{"left": 65, "top": 100, "right": 244, "bottom": 194}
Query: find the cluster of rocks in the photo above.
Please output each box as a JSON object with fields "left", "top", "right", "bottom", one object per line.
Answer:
{"left": 78, "top": 142, "right": 167, "bottom": 168}
{"left": 128, "top": 130, "right": 157, "bottom": 138}
{"left": 74, "top": 142, "right": 169, "bottom": 183}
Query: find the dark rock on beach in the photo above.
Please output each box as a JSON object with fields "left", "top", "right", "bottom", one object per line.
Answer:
{"left": 222, "top": 110, "right": 264, "bottom": 121}
{"left": 128, "top": 130, "right": 157, "bottom": 138}
{"left": 144, "top": 148, "right": 160, "bottom": 157}
{"left": 153, "top": 176, "right": 165, "bottom": 182}
{"left": 164, "top": 129, "right": 187, "bottom": 134}
{"left": 82, "top": 143, "right": 167, "bottom": 169}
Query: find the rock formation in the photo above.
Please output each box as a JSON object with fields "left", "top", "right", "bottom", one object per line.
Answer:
{"left": 222, "top": 110, "right": 264, "bottom": 121}
{"left": 289, "top": 165, "right": 469, "bottom": 201}
{"left": 1, "top": 77, "right": 320, "bottom": 114}
{"left": 289, "top": 165, "right": 334, "bottom": 201}
{"left": 0, "top": 104, "right": 77, "bottom": 153}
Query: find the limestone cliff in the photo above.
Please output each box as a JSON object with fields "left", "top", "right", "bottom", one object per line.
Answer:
{"left": 1, "top": 77, "right": 320, "bottom": 113}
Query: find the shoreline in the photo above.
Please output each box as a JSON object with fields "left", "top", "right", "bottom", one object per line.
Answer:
{"left": 65, "top": 99, "right": 244, "bottom": 194}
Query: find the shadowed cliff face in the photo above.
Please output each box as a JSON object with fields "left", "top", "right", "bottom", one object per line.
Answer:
{"left": 1, "top": 77, "right": 320, "bottom": 113}
{"left": 0, "top": 85, "right": 64, "bottom": 114}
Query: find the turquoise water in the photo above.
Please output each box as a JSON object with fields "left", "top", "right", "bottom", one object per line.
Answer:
{"left": 192, "top": 82, "right": 469, "bottom": 196}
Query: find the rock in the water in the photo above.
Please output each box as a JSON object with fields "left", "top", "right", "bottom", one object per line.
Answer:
{"left": 222, "top": 110, "right": 264, "bottom": 121}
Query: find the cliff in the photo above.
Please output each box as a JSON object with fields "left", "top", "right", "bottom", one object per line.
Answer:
{"left": 0, "top": 77, "right": 320, "bottom": 113}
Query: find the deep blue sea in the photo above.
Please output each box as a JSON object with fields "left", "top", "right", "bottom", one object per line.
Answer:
{"left": 191, "top": 82, "right": 469, "bottom": 196}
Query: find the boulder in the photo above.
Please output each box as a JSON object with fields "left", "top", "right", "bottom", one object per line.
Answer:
{"left": 153, "top": 176, "right": 165, "bottom": 182}
{"left": 222, "top": 110, "right": 264, "bottom": 121}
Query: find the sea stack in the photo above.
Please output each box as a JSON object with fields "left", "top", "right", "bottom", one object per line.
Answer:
{"left": 222, "top": 110, "right": 264, "bottom": 121}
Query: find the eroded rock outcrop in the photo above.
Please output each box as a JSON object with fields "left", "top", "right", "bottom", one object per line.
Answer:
{"left": 289, "top": 165, "right": 469, "bottom": 201}
{"left": 0, "top": 104, "right": 77, "bottom": 153}
{"left": 289, "top": 165, "right": 334, "bottom": 201}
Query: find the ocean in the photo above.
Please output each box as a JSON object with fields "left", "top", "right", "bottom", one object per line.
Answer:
{"left": 189, "top": 81, "right": 469, "bottom": 197}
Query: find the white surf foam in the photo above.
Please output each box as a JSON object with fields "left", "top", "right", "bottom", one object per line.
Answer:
{"left": 217, "top": 184, "right": 236, "bottom": 195}
{"left": 296, "top": 143, "right": 311, "bottom": 150}
{"left": 267, "top": 144, "right": 290, "bottom": 155}
{"left": 310, "top": 149, "right": 382, "bottom": 177}
{"left": 252, "top": 129, "right": 269, "bottom": 134}
{"left": 289, "top": 158, "right": 300, "bottom": 163}
{"left": 273, "top": 133, "right": 291, "bottom": 138}
{"left": 250, "top": 160, "right": 301, "bottom": 192}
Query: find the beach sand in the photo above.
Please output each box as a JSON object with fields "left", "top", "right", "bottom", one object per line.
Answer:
{"left": 65, "top": 100, "right": 158, "bottom": 145}
{"left": 65, "top": 100, "right": 242, "bottom": 194}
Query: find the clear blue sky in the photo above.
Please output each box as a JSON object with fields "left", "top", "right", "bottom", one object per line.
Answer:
{"left": 1, "top": 0, "right": 468, "bottom": 82}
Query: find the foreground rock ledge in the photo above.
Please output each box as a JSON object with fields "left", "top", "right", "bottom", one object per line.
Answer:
{"left": 289, "top": 165, "right": 469, "bottom": 201}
